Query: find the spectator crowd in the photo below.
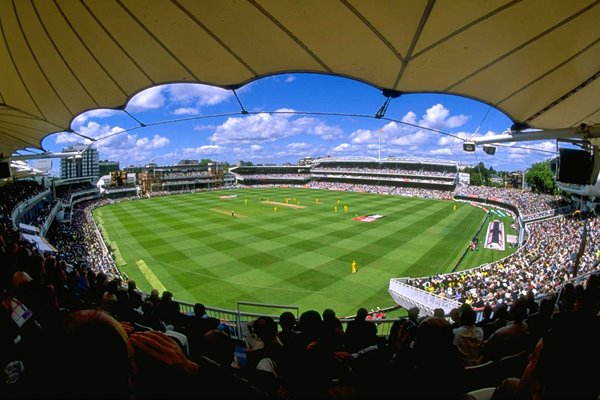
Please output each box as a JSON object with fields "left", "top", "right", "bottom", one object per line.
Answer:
{"left": 1, "top": 178, "right": 599, "bottom": 399}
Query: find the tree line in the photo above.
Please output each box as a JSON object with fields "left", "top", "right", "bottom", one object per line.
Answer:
{"left": 462, "top": 159, "right": 558, "bottom": 195}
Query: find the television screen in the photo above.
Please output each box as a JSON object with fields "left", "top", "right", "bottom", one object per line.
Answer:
{"left": 0, "top": 161, "right": 11, "bottom": 179}
{"left": 558, "top": 148, "right": 593, "bottom": 185}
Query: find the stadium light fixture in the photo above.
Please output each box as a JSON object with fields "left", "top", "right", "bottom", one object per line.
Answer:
{"left": 463, "top": 142, "right": 476, "bottom": 152}
{"left": 483, "top": 144, "right": 496, "bottom": 155}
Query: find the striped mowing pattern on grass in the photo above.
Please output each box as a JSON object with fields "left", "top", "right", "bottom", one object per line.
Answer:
{"left": 136, "top": 259, "right": 167, "bottom": 294}
{"left": 94, "top": 188, "right": 490, "bottom": 316}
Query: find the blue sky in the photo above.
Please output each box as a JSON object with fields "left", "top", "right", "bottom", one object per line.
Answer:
{"left": 42, "top": 73, "right": 555, "bottom": 173}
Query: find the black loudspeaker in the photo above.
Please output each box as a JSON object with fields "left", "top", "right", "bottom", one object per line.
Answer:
{"left": 557, "top": 148, "right": 593, "bottom": 185}
{"left": 0, "top": 161, "right": 10, "bottom": 179}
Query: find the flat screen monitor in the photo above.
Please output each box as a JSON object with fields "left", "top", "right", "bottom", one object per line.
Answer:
{"left": 0, "top": 162, "right": 10, "bottom": 179}
{"left": 558, "top": 148, "right": 593, "bottom": 185}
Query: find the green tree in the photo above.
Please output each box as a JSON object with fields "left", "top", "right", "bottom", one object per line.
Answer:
{"left": 525, "top": 160, "right": 557, "bottom": 194}
{"left": 463, "top": 162, "right": 492, "bottom": 186}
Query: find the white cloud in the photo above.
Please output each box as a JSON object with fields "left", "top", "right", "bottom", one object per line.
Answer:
{"left": 135, "top": 135, "right": 170, "bottom": 150}
{"left": 421, "top": 104, "right": 469, "bottom": 129}
{"left": 348, "top": 105, "right": 467, "bottom": 149}
{"left": 193, "top": 124, "right": 217, "bottom": 131}
{"left": 85, "top": 109, "right": 120, "bottom": 119}
{"left": 183, "top": 145, "right": 225, "bottom": 155}
{"left": 173, "top": 107, "right": 200, "bottom": 115}
{"left": 125, "top": 83, "right": 232, "bottom": 116}
{"left": 287, "top": 142, "right": 311, "bottom": 150}
{"left": 209, "top": 109, "right": 341, "bottom": 144}
{"left": 127, "top": 86, "right": 165, "bottom": 111}
{"left": 333, "top": 143, "right": 351, "bottom": 152}
{"left": 71, "top": 109, "right": 121, "bottom": 130}
{"left": 210, "top": 112, "right": 294, "bottom": 144}
{"left": 55, "top": 132, "right": 81, "bottom": 145}
{"left": 507, "top": 152, "right": 526, "bottom": 160}
{"left": 533, "top": 141, "right": 555, "bottom": 153}
{"left": 402, "top": 111, "right": 417, "bottom": 125}
{"left": 167, "top": 83, "right": 232, "bottom": 106}
{"left": 349, "top": 129, "right": 376, "bottom": 144}
{"left": 430, "top": 148, "right": 453, "bottom": 156}
{"left": 345, "top": 104, "right": 470, "bottom": 153}
{"left": 309, "top": 122, "right": 343, "bottom": 140}
{"left": 284, "top": 75, "right": 296, "bottom": 83}
{"left": 56, "top": 119, "right": 174, "bottom": 166}
{"left": 71, "top": 114, "right": 88, "bottom": 129}
{"left": 390, "top": 130, "right": 429, "bottom": 146}
{"left": 250, "top": 144, "right": 263, "bottom": 152}
{"left": 57, "top": 121, "right": 127, "bottom": 147}
{"left": 437, "top": 131, "right": 472, "bottom": 145}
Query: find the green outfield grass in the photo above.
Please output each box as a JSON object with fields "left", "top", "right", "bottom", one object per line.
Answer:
{"left": 94, "top": 188, "right": 510, "bottom": 317}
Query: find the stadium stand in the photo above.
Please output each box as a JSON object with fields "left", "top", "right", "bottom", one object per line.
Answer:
{"left": 311, "top": 157, "right": 457, "bottom": 191}
{"left": 454, "top": 185, "right": 572, "bottom": 221}
{"left": 231, "top": 157, "right": 458, "bottom": 194}
{"left": 230, "top": 165, "right": 312, "bottom": 185}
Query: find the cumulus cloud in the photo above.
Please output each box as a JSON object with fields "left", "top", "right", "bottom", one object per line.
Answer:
{"left": 167, "top": 83, "right": 232, "bottom": 107}
{"left": 349, "top": 129, "right": 376, "bottom": 144}
{"left": 390, "top": 130, "right": 429, "bottom": 146}
{"left": 250, "top": 144, "right": 263, "bottom": 152}
{"left": 287, "top": 142, "right": 311, "bottom": 150}
{"left": 55, "top": 119, "right": 173, "bottom": 166}
{"left": 173, "top": 107, "right": 200, "bottom": 115}
{"left": 309, "top": 122, "right": 343, "bottom": 140}
{"left": 71, "top": 109, "right": 122, "bottom": 130}
{"left": 209, "top": 109, "right": 342, "bottom": 144}
{"left": 57, "top": 121, "right": 126, "bottom": 146}
{"left": 348, "top": 104, "right": 468, "bottom": 150}
{"left": 183, "top": 144, "right": 225, "bottom": 155}
{"left": 421, "top": 104, "right": 469, "bottom": 129}
{"left": 136, "top": 135, "right": 170, "bottom": 150}
{"left": 193, "top": 124, "right": 217, "bottom": 131}
{"left": 333, "top": 143, "right": 352, "bottom": 152}
{"left": 71, "top": 115, "right": 88, "bottom": 129}
{"left": 430, "top": 148, "right": 453, "bottom": 156}
{"left": 127, "top": 86, "right": 165, "bottom": 112}
{"left": 437, "top": 131, "right": 472, "bottom": 146}
{"left": 402, "top": 111, "right": 418, "bottom": 125}
{"left": 85, "top": 109, "right": 120, "bottom": 119}
{"left": 210, "top": 112, "right": 295, "bottom": 144}
{"left": 124, "top": 83, "right": 232, "bottom": 115}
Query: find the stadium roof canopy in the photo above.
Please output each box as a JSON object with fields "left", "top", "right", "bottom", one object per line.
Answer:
{"left": 1, "top": 0, "right": 599, "bottom": 157}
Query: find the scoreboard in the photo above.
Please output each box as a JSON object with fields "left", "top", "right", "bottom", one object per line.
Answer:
{"left": 110, "top": 171, "right": 128, "bottom": 187}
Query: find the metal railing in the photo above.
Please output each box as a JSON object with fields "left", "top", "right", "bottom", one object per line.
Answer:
{"left": 388, "top": 278, "right": 461, "bottom": 316}
{"left": 40, "top": 202, "right": 60, "bottom": 237}
{"left": 174, "top": 297, "right": 401, "bottom": 340}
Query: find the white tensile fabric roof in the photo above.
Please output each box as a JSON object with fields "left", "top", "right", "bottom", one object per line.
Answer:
{"left": 1, "top": 0, "right": 599, "bottom": 156}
